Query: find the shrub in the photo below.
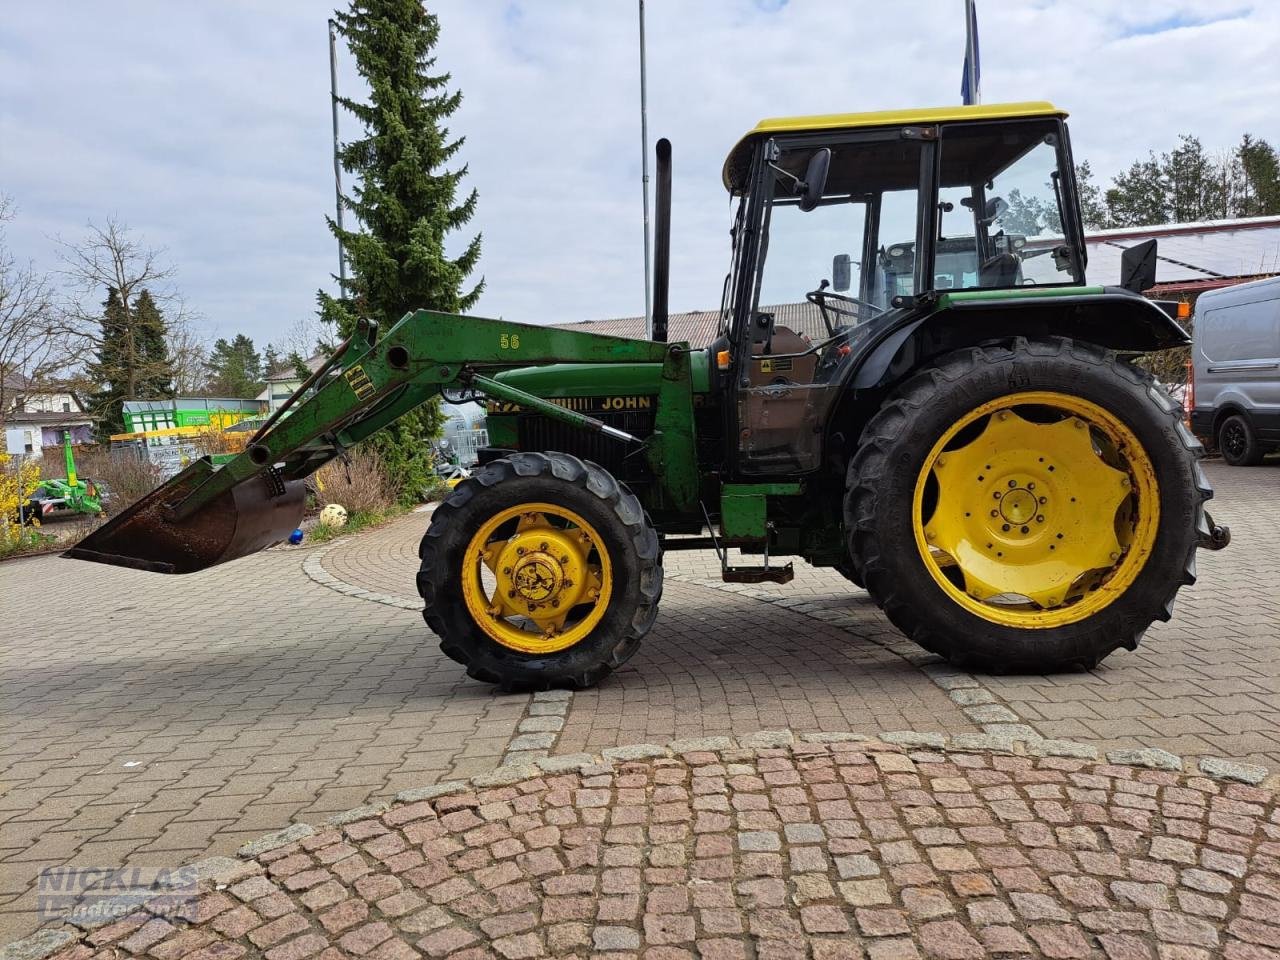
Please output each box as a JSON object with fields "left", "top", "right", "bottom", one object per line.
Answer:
{"left": 71, "top": 446, "right": 165, "bottom": 512}
{"left": 314, "top": 447, "right": 397, "bottom": 516}
{"left": 1, "top": 452, "right": 42, "bottom": 540}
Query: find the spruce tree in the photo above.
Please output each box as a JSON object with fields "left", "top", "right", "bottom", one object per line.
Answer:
{"left": 86, "top": 288, "right": 130, "bottom": 436}
{"left": 133, "top": 289, "right": 176, "bottom": 399}
{"left": 204, "top": 334, "right": 263, "bottom": 397}
{"left": 1238, "top": 134, "right": 1280, "bottom": 217}
{"left": 85, "top": 286, "right": 175, "bottom": 436}
{"left": 323, "top": 0, "right": 482, "bottom": 503}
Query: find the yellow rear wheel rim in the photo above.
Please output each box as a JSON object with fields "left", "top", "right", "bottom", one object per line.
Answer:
{"left": 462, "top": 502, "right": 613, "bottom": 654}
{"left": 912, "top": 391, "right": 1159, "bottom": 629}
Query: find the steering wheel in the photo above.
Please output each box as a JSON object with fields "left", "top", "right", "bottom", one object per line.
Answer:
{"left": 806, "top": 282, "right": 884, "bottom": 336}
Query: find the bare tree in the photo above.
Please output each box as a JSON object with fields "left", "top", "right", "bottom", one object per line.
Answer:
{"left": 167, "top": 315, "right": 209, "bottom": 394}
{"left": 57, "top": 218, "right": 191, "bottom": 422}
{"left": 58, "top": 217, "right": 185, "bottom": 330}
{"left": 0, "top": 196, "right": 72, "bottom": 424}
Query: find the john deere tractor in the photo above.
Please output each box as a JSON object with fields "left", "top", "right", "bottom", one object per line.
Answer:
{"left": 68, "top": 102, "right": 1229, "bottom": 689}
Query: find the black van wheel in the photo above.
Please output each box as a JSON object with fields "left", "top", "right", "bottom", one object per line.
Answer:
{"left": 1218, "top": 413, "right": 1264, "bottom": 466}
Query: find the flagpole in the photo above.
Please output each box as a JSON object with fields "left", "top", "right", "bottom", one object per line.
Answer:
{"left": 639, "top": 0, "right": 653, "bottom": 339}
{"left": 963, "top": 0, "right": 980, "bottom": 105}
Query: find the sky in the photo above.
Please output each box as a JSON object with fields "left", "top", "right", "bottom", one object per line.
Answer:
{"left": 2, "top": 1, "right": 1278, "bottom": 349}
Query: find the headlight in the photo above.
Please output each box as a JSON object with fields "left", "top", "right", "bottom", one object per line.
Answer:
{"left": 888, "top": 246, "right": 906, "bottom": 258}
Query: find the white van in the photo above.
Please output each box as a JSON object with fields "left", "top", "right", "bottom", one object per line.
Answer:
{"left": 1190, "top": 274, "right": 1280, "bottom": 465}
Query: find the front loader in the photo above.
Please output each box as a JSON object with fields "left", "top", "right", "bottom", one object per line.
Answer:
{"left": 69, "top": 101, "right": 1229, "bottom": 689}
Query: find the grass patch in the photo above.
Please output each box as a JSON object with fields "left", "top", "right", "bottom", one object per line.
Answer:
{"left": 0, "top": 528, "right": 61, "bottom": 561}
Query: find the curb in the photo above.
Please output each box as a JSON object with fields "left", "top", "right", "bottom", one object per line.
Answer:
{"left": 7, "top": 726, "right": 1274, "bottom": 958}
{"left": 301, "top": 542, "right": 421, "bottom": 611}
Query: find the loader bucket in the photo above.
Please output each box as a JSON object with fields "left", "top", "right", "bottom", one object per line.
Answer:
{"left": 64, "top": 458, "right": 305, "bottom": 575}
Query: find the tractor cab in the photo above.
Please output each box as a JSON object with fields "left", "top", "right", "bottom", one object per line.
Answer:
{"left": 718, "top": 102, "right": 1088, "bottom": 474}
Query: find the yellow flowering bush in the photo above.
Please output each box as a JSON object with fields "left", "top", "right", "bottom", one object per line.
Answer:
{"left": 1, "top": 451, "right": 42, "bottom": 542}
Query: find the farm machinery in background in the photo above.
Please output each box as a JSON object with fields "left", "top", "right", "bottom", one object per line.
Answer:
{"left": 23, "top": 432, "right": 109, "bottom": 522}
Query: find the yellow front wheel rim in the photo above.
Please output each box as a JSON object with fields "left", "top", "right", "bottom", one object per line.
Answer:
{"left": 462, "top": 502, "right": 613, "bottom": 654}
{"left": 913, "top": 391, "right": 1159, "bottom": 629}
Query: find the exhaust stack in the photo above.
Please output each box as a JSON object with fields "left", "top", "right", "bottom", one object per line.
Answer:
{"left": 652, "top": 138, "right": 672, "bottom": 342}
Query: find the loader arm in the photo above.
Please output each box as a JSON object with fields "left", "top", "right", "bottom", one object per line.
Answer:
{"left": 66, "top": 309, "right": 693, "bottom": 574}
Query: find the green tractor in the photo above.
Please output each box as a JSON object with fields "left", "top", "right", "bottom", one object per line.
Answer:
{"left": 23, "top": 432, "right": 108, "bottom": 522}
{"left": 68, "top": 101, "right": 1228, "bottom": 689}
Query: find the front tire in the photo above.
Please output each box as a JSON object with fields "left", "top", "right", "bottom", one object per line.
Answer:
{"left": 418, "top": 452, "right": 661, "bottom": 690}
{"left": 1218, "top": 413, "right": 1265, "bottom": 466}
{"left": 846, "top": 337, "right": 1211, "bottom": 673}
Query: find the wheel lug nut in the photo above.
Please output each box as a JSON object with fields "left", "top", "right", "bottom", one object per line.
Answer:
{"left": 516, "top": 547, "right": 525, "bottom": 555}
{"left": 503, "top": 566, "right": 512, "bottom": 575}
{"left": 1036, "top": 515, "right": 1044, "bottom": 523}
{"left": 507, "top": 589, "right": 516, "bottom": 598}
{"left": 1039, "top": 496, "right": 1047, "bottom": 505}
{"left": 1027, "top": 482, "right": 1035, "bottom": 490}
{"left": 561, "top": 555, "right": 570, "bottom": 564}
{"left": 1020, "top": 526, "right": 1029, "bottom": 534}
{"left": 1001, "top": 523, "right": 1010, "bottom": 532}
{"left": 990, "top": 509, "right": 999, "bottom": 517}
{"left": 539, "top": 541, "right": 548, "bottom": 550}
{"left": 1008, "top": 480, "right": 1017, "bottom": 488}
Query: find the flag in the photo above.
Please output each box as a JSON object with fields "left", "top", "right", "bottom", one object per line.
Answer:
{"left": 961, "top": 0, "right": 980, "bottom": 105}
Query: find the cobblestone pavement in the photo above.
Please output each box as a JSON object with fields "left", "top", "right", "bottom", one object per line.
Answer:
{"left": 0, "top": 554, "right": 528, "bottom": 943}
{"left": 2, "top": 461, "right": 1275, "bottom": 948}
{"left": 13, "top": 736, "right": 1280, "bottom": 960}
{"left": 320, "top": 461, "right": 1280, "bottom": 767}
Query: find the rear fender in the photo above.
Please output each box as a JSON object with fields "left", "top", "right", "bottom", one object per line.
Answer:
{"left": 851, "top": 289, "right": 1190, "bottom": 392}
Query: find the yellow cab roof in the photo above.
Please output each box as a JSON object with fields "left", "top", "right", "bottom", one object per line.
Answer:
{"left": 722, "top": 101, "right": 1067, "bottom": 193}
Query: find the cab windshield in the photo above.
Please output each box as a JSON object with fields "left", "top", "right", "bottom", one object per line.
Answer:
{"left": 755, "top": 137, "right": 925, "bottom": 346}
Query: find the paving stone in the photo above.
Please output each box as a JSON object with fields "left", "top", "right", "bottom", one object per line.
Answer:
{"left": 1199, "top": 757, "right": 1269, "bottom": 786}
{"left": 592, "top": 925, "right": 640, "bottom": 950}
{"left": 3, "top": 465, "right": 1278, "bottom": 953}
{"left": 0, "top": 931, "right": 76, "bottom": 960}
{"left": 1106, "top": 748, "right": 1183, "bottom": 772}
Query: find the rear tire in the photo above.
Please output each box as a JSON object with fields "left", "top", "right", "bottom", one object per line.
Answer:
{"left": 845, "top": 337, "right": 1210, "bottom": 673}
{"left": 1218, "top": 413, "right": 1264, "bottom": 466}
{"left": 418, "top": 452, "right": 661, "bottom": 690}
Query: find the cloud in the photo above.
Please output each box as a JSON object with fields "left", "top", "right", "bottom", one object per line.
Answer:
{"left": 1, "top": 0, "right": 1277, "bottom": 345}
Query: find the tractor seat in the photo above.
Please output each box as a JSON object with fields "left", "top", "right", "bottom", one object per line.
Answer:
{"left": 978, "top": 253, "right": 1020, "bottom": 287}
{"left": 755, "top": 325, "right": 811, "bottom": 356}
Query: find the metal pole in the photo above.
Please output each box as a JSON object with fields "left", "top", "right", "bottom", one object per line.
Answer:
{"left": 638, "top": 0, "right": 652, "bottom": 338}
{"left": 328, "top": 19, "right": 348, "bottom": 289}
{"left": 963, "top": 0, "right": 980, "bottom": 105}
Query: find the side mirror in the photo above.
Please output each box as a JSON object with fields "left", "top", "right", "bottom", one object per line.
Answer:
{"left": 832, "top": 254, "right": 852, "bottom": 292}
{"left": 798, "top": 148, "right": 831, "bottom": 212}
{"left": 1120, "top": 239, "right": 1157, "bottom": 294}
{"left": 983, "top": 196, "right": 1008, "bottom": 223}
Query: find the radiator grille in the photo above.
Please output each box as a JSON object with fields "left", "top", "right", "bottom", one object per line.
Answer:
{"left": 517, "top": 410, "right": 654, "bottom": 480}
